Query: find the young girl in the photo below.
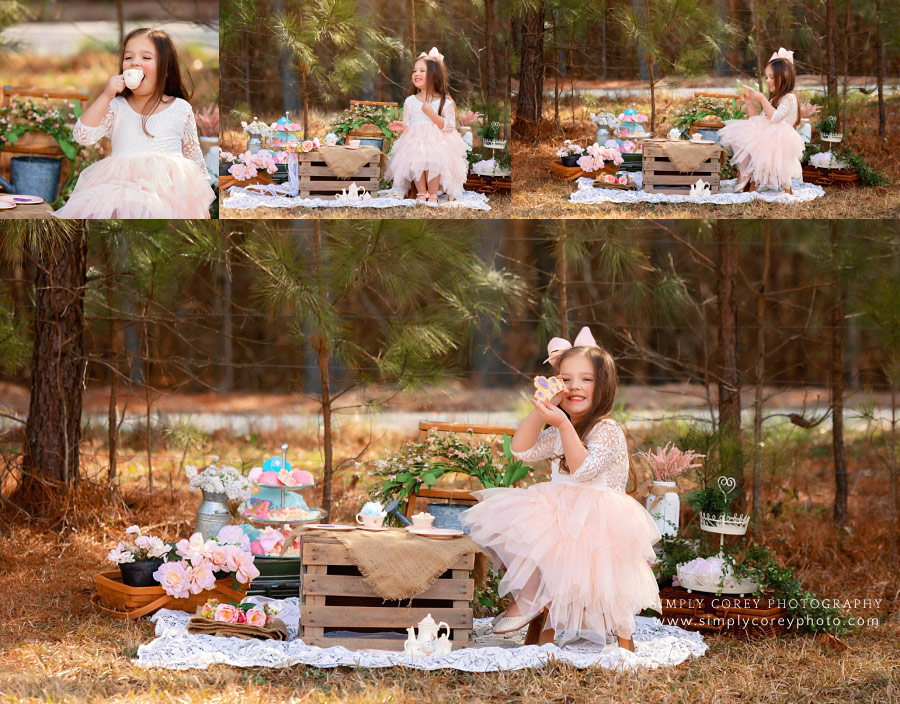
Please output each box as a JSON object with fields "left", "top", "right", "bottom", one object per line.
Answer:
{"left": 717, "top": 48, "right": 805, "bottom": 195}
{"left": 460, "top": 333, "right": 661, "bottom": 651}
{"left": 54, "top": 28, "right": 214, "bottom": 219}
{"left": 385, "top": 47, "right": 468, "bottom": 204}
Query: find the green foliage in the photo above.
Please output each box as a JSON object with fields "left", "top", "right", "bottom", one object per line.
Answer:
{"left": 329, "top": 103, "right": 397, "bottom": 145}
{"left": 684, "top": 485, "right": 733, "bottom": 515}
{"left": 367, "top": 430, "right": 536, "bottom": 509}
{"left": 835, "top": 146, "right": 891, "bottom": 188}
{"left": 727, "top": 544, "right": 848, "bottom": 634}
{"left": 0, "top": 303, "right": 28, "bottom": 373}
{"left": 473, "top": 568, "right": 508, "bottom": 618}
{"left": 651, "top": 534, "right": 699, "bottom": 585}
{"left": 672, "top": 96, "right": 746, "bottom": 131}
{"left": 678, "top": 423, "right": 745, "bottom": 491}
{"left": 0, "top": 96, "right": 81, "bottom": 161}
{"left": 272, "top": 0, "right": 403, "bottom": 107}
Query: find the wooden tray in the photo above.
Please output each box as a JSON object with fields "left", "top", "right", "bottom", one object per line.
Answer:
{"left": 593, "top": 180, "right": 637, "bottom": 191}
{"left": 92, "top": 570, "right": 249, "bottom": 620}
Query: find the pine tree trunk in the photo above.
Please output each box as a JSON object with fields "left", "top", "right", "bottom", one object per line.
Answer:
{"left": 825, "top": 0, "right": 838, "bottom": 102}
{"left": 750, "top": 0, "right": 763, "bottom": 91}
{"left": 875, "top": 0, "right": 886, "bottom": 138}
{"left": 220, "top": 241, "right": 234, "bottom": 393}
{"left": 557, "top": 236, "right": 569, "bottom": 339}
{"left": 409, "top": 0, "right": 417, "bottom": 54}
{"left": 751, "top": 224, "right": 770, "bottom": 539}
{"left": 513, "top": 1, "right": 545, "bottom": 134}
{"left": 484, "top": 0, "right": 496, "bottom": 96}
{"left": 21, "top": 233, "right": 87, "bottom": 498}
{"left": 102, "top": 237, "right": 118, "bottom": 482}
{"left": 831, "top": 226, "right": 848, "bottom": 525}
{"left": 717, "top": 223, "right": 743, "bottom": 505}
{"left": 314, "top": 222, "right": 334, "bottom": 514}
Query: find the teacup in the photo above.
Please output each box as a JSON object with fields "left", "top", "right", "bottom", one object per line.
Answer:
{"left": 411, "top": 513, "right": 435, "bottom": 529}
{"left": 346, "top": 139, "right": 361, "bottom": 149}
{"left": 356, "top": 512, "right": 385, "bottom": 529}
{"left": 123, "top": 68, "right": 144, "bottom": 90}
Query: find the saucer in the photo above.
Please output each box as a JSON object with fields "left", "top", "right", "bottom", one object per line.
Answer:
{"left": 406, "top": 527, "right": 464, "bottom": 539}
{"left": 1, "top": 195, "right": 43, "bottom": 204}
{"left": 0, "top": 200, "right": 15, "bottom": 210}
{"left": 358, "top": 525, "right": 389, "bottom": 531}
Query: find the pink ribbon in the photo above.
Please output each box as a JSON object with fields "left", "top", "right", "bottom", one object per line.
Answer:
{"left": 769, "top": 47, "right": 794, "bottom": 65}
{"left": 544, "top": 326, "right": 599, "bottom": 364}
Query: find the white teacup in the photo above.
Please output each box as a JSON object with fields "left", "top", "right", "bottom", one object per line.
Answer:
{"left": 123, "top": 68, "right": 144, "bottom": 90}
{"left": 356, "top": 512, "right": 385, "bottom": 529}
{"left": 411, "top": 513, "right": 435, "bottom": 529}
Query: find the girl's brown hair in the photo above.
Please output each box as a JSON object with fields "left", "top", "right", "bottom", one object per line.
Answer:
{"left": 411, "top": 56, "right": 450, "bottom": 116}
{"left": 767, "top": 58, "right": 799, "bottom": 127}
{"left": 556, "top": 345, "right": 619, "bottom": 474}
{"left": 120, "top": 28, "right": 193, "bottom": 137}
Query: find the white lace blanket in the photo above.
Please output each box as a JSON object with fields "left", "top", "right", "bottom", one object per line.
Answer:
{"left": 571, "top": 177, "right": 825, "bottom": 206}
{"left": 135, "top": 598, "right": 707, "bottom": 672}
{"left": 223, "top": 188, "right": 491, "bottom": 212}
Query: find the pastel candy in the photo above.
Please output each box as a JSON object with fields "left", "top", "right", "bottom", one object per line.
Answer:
{"left": 533, "top": 375, "right": 566, "bottom": 402}
{"left": 292, "top": 470, "right": 314, "bottom": 485}
{"left": 257, "top": 471, "right": 281, "bottom": 486}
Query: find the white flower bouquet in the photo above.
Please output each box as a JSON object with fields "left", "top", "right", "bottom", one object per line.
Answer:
{"left": 186, "top": 460, "right": 253, "bottom": 502}
{"left": 107, "top": 525, "right": 169, "bottom": 564}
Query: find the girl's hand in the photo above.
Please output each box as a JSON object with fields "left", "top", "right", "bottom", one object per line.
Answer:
{"left": 531, "top": 397, "right": 568, "bottom": 428}
{"left": 103, "top": 75, "right": 126, "bottom": 100}
{"left": 387, "top": 120, "right": 405, "bottom": 133}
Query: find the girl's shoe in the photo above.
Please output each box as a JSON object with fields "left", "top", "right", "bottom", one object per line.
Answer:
{"left": 493, "top": 610, "right": 542, "bottom": 634}
{"left": 733, "top": 175, "right": 751, "bottom": 193}
{"left": 415, "top": 193, "right": 428, "bottom": 203}
{"left": 426, "top": 194, "right": 439, "bottom": 204}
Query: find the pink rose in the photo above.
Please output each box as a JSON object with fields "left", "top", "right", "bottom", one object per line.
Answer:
{"left": 214, "top": 603, "right": 240, "bottom": 623}
{"left": 189, "top": 559, "right": 217, "bottom": 594}
{"left": 175, "top": 533, "right": 209, "bottom": 563}
{"left": 233, "top": 550, "right": 260, "bottom": 584}
{"left": 220, "top": 544, "right": 244, "bottom": 572}
{"left": 235, "top": 610, "right": 247, "bottom": 624}
{"left": 246, "top": 607, "right": 267, "bottom": 627}
{"left": 153, "top": 561, "right": 192, "bottom": 599}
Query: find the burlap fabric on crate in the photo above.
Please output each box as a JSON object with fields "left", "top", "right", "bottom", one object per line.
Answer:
{"left": 187, "top": 611, "right": 289, "bottom": 641}
{"left": 654, "top": 141, "right": 723, "bottom": 173}
{"left": 317, "top": 145, "right": 384, "bottom": 178}
{"left": 284, "top": 526, "right": 488, "bottom": 601}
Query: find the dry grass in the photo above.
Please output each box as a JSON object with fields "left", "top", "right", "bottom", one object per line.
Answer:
{"left": 1, "top": 420, "right": 899, "bottom": 703}
{"left": 512, "top": 93, "right": 900, "bottom": 220}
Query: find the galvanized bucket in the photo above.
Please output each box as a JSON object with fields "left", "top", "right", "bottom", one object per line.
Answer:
{"left": 10, "top": 156, "right": 62, "bottom": 202}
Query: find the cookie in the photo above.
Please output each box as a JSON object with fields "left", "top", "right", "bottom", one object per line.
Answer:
{"left": 533, "top": 375, "right": 566, "bottom": 403}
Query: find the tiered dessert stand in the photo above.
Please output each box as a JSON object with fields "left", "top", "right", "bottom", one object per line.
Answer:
{"left": 677, "top": 476, "right": 758, "bottom": 596}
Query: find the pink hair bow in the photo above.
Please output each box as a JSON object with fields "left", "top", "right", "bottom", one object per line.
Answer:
{"left": 544, "top": 326, "right": 598, "bottom": 365}
{"left": 769, "top": 47, "right": 794, "bottom": 65}
{"left": 417, "top": 46, "right": 444, "bottom": 62}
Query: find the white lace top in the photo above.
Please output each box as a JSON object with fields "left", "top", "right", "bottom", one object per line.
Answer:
{"left": 72, "top": 96, "right": 207, "bottom": 175}
{"left": 770, "top": 92, "right": 798, "bottom": 125}
{"left": 402, "top": 94, "right": 457, "bottom": 132}
{"left": 511, "top": 418, "right": 629, "bottom": 493}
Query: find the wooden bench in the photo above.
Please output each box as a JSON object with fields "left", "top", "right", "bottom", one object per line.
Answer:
{"left": 299, "top": 532, "right": 475, "bottom": 651}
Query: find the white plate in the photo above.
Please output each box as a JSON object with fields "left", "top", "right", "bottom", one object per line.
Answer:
{"left": 1, "top": 194, "right": 44, "bottom": 204}
{"left": 306, "top": 524, "right": 356, "bottom": 531}
{"left": 0, "top": 200, "right": 14, "bottom": 210}
{"left": 406, "top": 527, "right": 464, "bottom": 539}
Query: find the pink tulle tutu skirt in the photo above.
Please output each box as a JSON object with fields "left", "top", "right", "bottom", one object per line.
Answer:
{"left": 718, "top": 116, "right": 804, "bottom": 189}
{"left": 460, "top": 482, "right": 662, "bottom": 639}
{"left": 54, "top": 154, "right": 214, "bottom": 219}
{"left": 384, "top": 123, "right": 468, "bottom": 200}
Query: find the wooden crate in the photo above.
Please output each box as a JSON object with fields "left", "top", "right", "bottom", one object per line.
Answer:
{"left": 802, "top": 164, "right": 860, "bottom": 187}
{"left": 297, "top": 150, "right": 380, "bottom": 199}
{"left": 642, "top": 140, "right": 721, "bottom": 195}
{"left": 300, "top": 533, "right": 475, "bottom": 651}
{"left": 464, "top": 174, "right": 511, "bottom": 194}
{"left": 657, "top": 586, "right": 789, "bottom": 639}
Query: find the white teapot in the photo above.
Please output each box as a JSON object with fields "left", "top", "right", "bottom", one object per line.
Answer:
{"left": 403, "top": 613, "right": 451, "bottom": 657}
